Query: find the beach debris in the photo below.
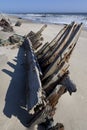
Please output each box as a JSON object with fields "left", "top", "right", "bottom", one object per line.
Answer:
{"left": 27, "top": 24, "right": 47, "bottom": 49}
{"left": 18, "top": 17, "right": 22, "bottom": 19}
{"left": 8, "top": 34, "right": 24, "bottom": 44}
{"left": 0, "top": 13, "right": 12, "bottom": 24}
{"left": 47, "top": 123, "right": 64, "bottom": 130}
{"left": 15, "top": 21, "right": 22, "bottom": 26}
{"left": 0, "top": 18, "right": 13, "bottom": 32}
{"left": 0, "top": 39, "right": 11, "bottom": 46}
{"left": 21, "top": 22, "right": 82, "bottom": 128}
{"left": 8, "top": 34, "right": 24, "bottom": 49}
{"left": 36, "top": 24, "right": 68, "bottom": 59}
{"left": 0, "top": 34, "right": 24, "bottom": 48}
{"left": 40, "top": 118, "right": 64, "bottom": 130}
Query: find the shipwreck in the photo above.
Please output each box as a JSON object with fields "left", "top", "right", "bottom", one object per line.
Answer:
{"left": 22, "top": 22, "right": 82, "bottom": 130}
{"left": 0, "top": 20, "right": 82, "bottom": 129}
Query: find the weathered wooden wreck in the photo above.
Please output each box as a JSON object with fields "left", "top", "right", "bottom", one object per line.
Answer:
{"left": 0, "top": 18, "right": 13, "bottom": 32}
{"left": 22, "top": 22, "right": 82, "bottom": 130}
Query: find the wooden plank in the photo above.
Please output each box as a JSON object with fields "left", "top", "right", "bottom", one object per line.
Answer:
{"left": 43, "top": 23, "right": 82, "bottom": 80}
{"left": 42, "top": 62, "right": 69, "bottom": 89}
{"left": 24, "top": 38, "right": 43, "bottom": 111}
{"left": 41, "top": 22, "right": 75, "bottom": 67}
{"left": 26, "top": 24, "right": 47, "bottom": 50}
{"left": 42, "top": 41, "right": 78, "bottom": 92}
{"left": 37, "top": 24, "right": 68, "bottom": 58}
{"left": 29, "top": 85, "right": 66, "bottom": 127}
{"left": 27, "top": 104, "right": 56, "bottom": 127}
{"left": 33, "top": 41, "right": 42, "bottom": 50}
{"left": 47, "top": 85, "right": 66, "bottom": 108}
{"left": 39, "top": 24, "right": 71, "bottom": 62}
{"left": 36, "top": 42, "right": 49, "bottom": 57}
{"left": 36, "top": 24, "right": 47, "bottom": 36}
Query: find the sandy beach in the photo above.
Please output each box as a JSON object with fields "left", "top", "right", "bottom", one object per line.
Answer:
{"left": 0, "top": 14, "right": 87, "bottom": 130}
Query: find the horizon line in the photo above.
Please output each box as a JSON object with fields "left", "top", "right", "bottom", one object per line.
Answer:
{"left": 1, "top": 11, "right": 87, "bottom": 14}
{"left": 6, "top": 12, "right": 87, "bottom": 14}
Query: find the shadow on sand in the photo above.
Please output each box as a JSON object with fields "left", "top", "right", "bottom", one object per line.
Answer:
{"left": 3, "top": 46, "right": 33, "bottom": 127}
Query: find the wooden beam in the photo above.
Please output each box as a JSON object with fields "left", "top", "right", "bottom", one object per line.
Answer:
{"left": 41, "top": 22, "right": 75, "bottom": 67}
{"left": 42, "top": 62, "right": 69, "bottom": 89}
{"left": 39, "top": 24, "right": 71, "bottom": 62}
{"left": 37, "top": 24, "right": 68, "bottom": 58}
{"left": 24, "top": 38, "right": 43, "bottom": 111}
{"left": 47, "top": 85, "right": 66, "bottom": 108}
{"left": 36, "top": 24, "right": 47, "bottom": 36}
{"left": 43, "top": 23, "right": 82, "bottom": 80}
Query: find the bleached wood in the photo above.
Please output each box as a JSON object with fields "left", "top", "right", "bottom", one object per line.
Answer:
{"left": 37, "top": 25, "right": 68, "bottom": 58}
{"left": 42, "top": 22, "right": 75, "bottom": 67}
{"left": 43, "top": 23, "right": 82, "bottom": 80}
{"left": 43, "top": 62, "right": 69, "bottom": 89}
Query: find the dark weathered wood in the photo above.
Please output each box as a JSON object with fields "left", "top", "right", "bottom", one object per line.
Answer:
{"left": 22, "top": 22, "right": 82, "bottom": 128}
{"left": 41, "top": 22, "right": 75, "bottom": 67}
{"left": 24, "top": 38, "right": 43, "bottom": 111}
{"left": 47, "top": 85, "right": 66, "bottom": 108}
{"left": 36, "top": 25, "right": 68, "bottom": 58}
{"left": 42, "top": 62, "right": 69, "bottom": 89}
{"left": 0, "top": 18, "right": 13, "bottom": 32}
{"left": 38, "top": 24, "right": 71, "bottom": 62}
{"left": 26, "top": 25, "right": 47, "bottom": 50}
{"left": 60, "top": 75, "right": 77, "bottom": 95}
{"left": 36, "top": 42, "right": 49, "bottom": 58}
{"left": 27, "top": 85, "right": 66, "bottom": 127}
{"left": 27, "top": 104, "right": 56, "bottom": 127}
{"left": 36, "top": 24, "right": 47, "bottom": 36}
{"left": 27, "top": 24, "right": 47, "bottom": 39}
{"left": 42, "top": 23, "right": 82, "bottom": 80}
{"left": 33, "top": 41, "right": 42, "bottom": 50}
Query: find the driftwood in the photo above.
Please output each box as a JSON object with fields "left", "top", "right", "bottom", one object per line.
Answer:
{"left": 27, "top": 24, "right": 47, "bottom": 49}
{"left": 0, "top": 18, "right": 13, "bottom": 32}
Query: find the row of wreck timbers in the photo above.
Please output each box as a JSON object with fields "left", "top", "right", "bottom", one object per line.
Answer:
{"left": 0, "top": 19, "right": 82, "bottom": 129}
{"left": 21, "top": 22, "right": 82, "bottom": 130}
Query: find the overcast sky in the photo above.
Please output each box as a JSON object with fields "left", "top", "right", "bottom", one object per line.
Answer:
{"left": 0, "top": 0, "right": 87, "bottom": 13}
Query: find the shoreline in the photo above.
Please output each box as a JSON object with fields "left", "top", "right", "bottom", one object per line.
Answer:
{"left": 0, "top": 13, "right": 87, "bottom": 43}
{"left": 6, "top": 12, "right": 87, "bottom": 29}
{"left": 1, "top": 13, "right": 87, "bottom": 31}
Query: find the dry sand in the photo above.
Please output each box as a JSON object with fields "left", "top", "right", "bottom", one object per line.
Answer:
{"left": 0, "top": 14, "right": 87, "bottom": 130}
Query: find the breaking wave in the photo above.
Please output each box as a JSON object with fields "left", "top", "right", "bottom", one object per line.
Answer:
{"left": 12, "top": 13, "right": 87, "bottom": 28}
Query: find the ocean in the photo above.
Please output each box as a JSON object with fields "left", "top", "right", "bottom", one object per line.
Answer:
{"left": 12, "top": 13, "right": 87, "bottom": 28}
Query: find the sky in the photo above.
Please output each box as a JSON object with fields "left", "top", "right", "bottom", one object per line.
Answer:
{"left": 0, "top": 0, "right": 87, "bottom": 13}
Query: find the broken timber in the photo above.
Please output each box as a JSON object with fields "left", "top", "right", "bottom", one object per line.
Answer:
{"left": 42, "top": 23, "right": 82, "bottom": 80}
{"left": 36, "top": 24, "right": 68, "bottom": 58}
{"left": 23, "top": 38, "right": 43, "bottom": 111}
{"left": 23, "top": 22, "right": 82, "bottom": 128}
{"left": 38, "top": 22, "right": 74, "bottom": 62}
{"left": 27, "top": 24, "right": 47, "bottom": 50}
